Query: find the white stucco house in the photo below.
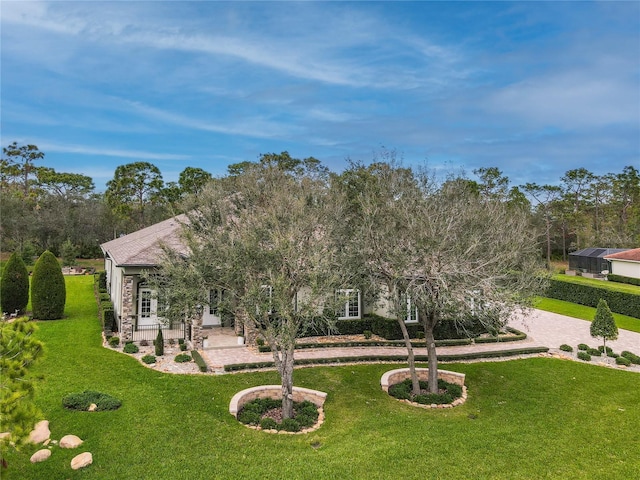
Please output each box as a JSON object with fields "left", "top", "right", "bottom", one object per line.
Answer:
{"left": 605, "top": 248, "right": 640, "bottom": 280}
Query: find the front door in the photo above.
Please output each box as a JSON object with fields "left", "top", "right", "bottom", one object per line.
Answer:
{"left": 202, "top": 289, "right": 223, "bottom": 327}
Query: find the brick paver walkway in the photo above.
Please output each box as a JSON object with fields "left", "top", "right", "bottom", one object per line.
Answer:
{"left": 201, "top": 309, "right": 640, "bottom": 373}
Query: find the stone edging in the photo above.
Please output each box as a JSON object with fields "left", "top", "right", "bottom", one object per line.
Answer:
{"left": 381, "top": 368, "right": 468, "bottom": 409}
{"left": 229, "top": 385, "right": 327, "bottom": 434}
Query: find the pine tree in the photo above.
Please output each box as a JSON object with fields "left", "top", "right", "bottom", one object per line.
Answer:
{"left": 590, "top": 299, "right": 618, "bottom": 354}
{"left": 0, "top": 251, "right": 30, "bottom": 316}
{"left": 31, "top": 251, "right": 66, "bottom": 320}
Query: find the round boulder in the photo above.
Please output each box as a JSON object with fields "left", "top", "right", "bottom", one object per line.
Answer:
{"left": 30, "top": 449, "right": 51, "bottom": 463}
{"left": 71, "top": 452, "right": 93, "bottom": 470}
{"left": 60, "top": 434, "right": 83, "bottom": 449}
{"left": 28, "top": 420, "right": 50, "bottom": 444}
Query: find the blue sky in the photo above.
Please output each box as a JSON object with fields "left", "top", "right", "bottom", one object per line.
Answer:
{"left": 2, "top": 1, "right": 638, "bottom": 191}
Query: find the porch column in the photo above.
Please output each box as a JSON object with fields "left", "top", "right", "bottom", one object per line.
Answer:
{"left": 121, "top": 315, "right": 134, "bottom": 342}
{"left": 120, "top": 275, "right": 135, "bottom": 342}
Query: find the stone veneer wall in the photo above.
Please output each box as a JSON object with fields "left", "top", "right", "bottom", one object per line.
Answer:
{"left": 120, "top": 276, "right": 135, "bottom": 342}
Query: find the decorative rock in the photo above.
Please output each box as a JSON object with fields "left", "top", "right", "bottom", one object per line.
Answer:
{"left": 71, "top": 452, "right": 93, "bottom": 470}
{"left": 28, "top": 420, "right": 50, "bottom": 444}
{"left": 88, "top": 403, "right": 97, "bottom": 412}
{"left": 60, "top": 434, "right": 83, "bottom": 448}
{"left": 30, "top": 449, "right": 51, "bottom": 463}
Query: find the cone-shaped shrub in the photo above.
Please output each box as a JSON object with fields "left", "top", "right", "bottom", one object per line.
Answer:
{"left": 31, "top": 250, "right": 66, "bottom": 320}
{"left": 155, "top": 328, "right": 164, "bottom": 356}
{"left": 590, "top": 298, "right": 618, "bottom": 354}
{"left": 1, "top": 251, "right": 30, "bottom": 316}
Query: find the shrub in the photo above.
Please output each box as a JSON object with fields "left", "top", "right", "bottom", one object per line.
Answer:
{"left": 102, "top": 307, "right": 116, "bottom": 332}
{"left": 577, "top": 351, "right": 591, "bottom": 362}
{"left": 578, "top": 343, "right": 589, "bottom": 351}
{"left": 62, "top": 390, "right": 121, "bottom": 411}
{"left": 60, "top": 239, "right": 78, "bottom": 267}
{"left": 31, "top": 250, "right": 66, "bottom": 320}
{"left": 238, "top": 410, "right": 261, "bottom": 425}
{"left": 591, "top": 299, "right": 618, "bottom": 353}
{"left": 108, "top": 336, "right": 120, "bottom": 347}
{"left": 168, "top": 338, "right": 176, "bottom": 346}
{"left": 559, "top": 344, "right": 573, "bottom": 352}
{"left": 174, "top": 353, "right": 191, "bottom": 363}
{"left": 178, "top": 338, "right": 185, "bottom": 345}
{"left": 415, "top": 331, "right": 425, "bottom": 340}
{"left": 141, "top": 354, "right": 156, "bottom": 364}
{"left": 546, "top": 277, "right": 640, "bottom": 318}
{"left": 260, "top": 417, "right": 278, "bottom": 430}
{"left": 415, "top": 393, "right": 453, "bottom": 405}
{"left": 615, "top": 356, "right": 631, "bottom": 366}
{"left": 97, "top": 271, "right": 107, "bottom": 291}
{"left": 586, "top": 348, "right": 601, "bottom": 356}
{"left": 0, "top": 251, "right": 29, "bottom": 316}
{"left": 256, "top": 337, "right": 265, "bottom": 346}
{"left": 607, "top": 274, "right": 640, "bottom": 287}
{"left": 608, "top": 352, "right": 619, "bottom": 358}
{"left": 123, "top": 343, "right": 139, "bottom": 354}
{"left": 279, "top": 418, "right": 301, "bottom": 432}
{"left": 191, "top": 350, "right": 208, "bottom": 372}
{"left": 99, "top": 292, "right": 110, "bottom": 302}
{"left": 155, "top": 329, "right": 164, "bottom": 356}
{"left": 388, "top": 377, "right": 462, "bottom": 405}
{"left": 621, "top": 351, "right": 640, "bottom": 364}
{"left": 363, "top": 330, "right": 373, "bottom": 339}
{"left": 180, "top": 343, "right": 187, "bottom": 351}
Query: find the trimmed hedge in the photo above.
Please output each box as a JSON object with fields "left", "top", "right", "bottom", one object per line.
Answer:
{"left": 224, "top": 346, "right": 549, "bottom": 372}
{"left": 546, "top": 277, "right": 640, "bottom": 318}
{"left": 191, "top": 350, "right": 209, "bottom": 372}
{"left": 62, "top": 390, "right": 121, "bottom": 411}
{"left": 607, "top": 274, "right": 640, "bottom": 287}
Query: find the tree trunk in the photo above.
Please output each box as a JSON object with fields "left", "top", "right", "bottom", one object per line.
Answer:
{"left": 390, "top": 284, "right": 420, "bottom": 396}
{"left": 274, "top": 345, "right": 295, "bottom": 419}
{"left": 397, "top": 317, "right": 420, "bottom": 396}
{"left": 423, "top": 311, "right": 439, "bottom": 394}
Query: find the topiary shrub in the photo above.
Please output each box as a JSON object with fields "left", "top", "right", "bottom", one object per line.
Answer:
{"left": 559, "top": 344, "right": 573, "bottom": 352}
{"left": 31, "top": 250, "right": 66, "bottom": 320}
{"left": 191, "top": 350, "right": 209, "bottom": 372}
{"left": 180, "top": 343, "right": 187, "bottom": 351}
{"left": 108, "top": 336, "right": 120, "bottom": 347}
{"left": 62, "top": 390, "right": 122, "bottom": 411}
{"left": 141, "top": 354, "right": 156, "bottom": 364}
{"left": 577, "top": 351, "right": 591, "bottom": 362}
{"left": 155, "top": 329, "right": 164, "bottom": 356}
{"left": 578, "top": 343, "right": 589, "bottom": 351}
{"left": 586, "top": 348, "right": 601, "bottom": 356}
{"left": 615, "top": 356, "right": 631, "bottom": 366}
{"left": 0, "top": 251, "right": 30, "bottom": 316}
{"left": 174, "top": 353, "right": 191, "bottom": 363}
{"left": 123, "top": 343, "right": 139, "bottom": 354}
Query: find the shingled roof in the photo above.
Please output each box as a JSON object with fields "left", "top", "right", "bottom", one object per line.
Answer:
{"left": 100, "top": 214, "right": 189, "bottom": 267}
{"left": 605, "top": 248, "right": 640, "bottom": 262}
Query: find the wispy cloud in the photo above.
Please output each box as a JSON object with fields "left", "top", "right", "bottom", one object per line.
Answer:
{"left": 38, "top": 142, "right": 191, "bottom": 162}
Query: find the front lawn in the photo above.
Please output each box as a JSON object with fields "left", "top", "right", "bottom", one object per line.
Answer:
{"left": 4, "top": 276, "right": 639, "bottom": 479}
{"left": 535, "top": 297, "right": 640, "bottom": 333}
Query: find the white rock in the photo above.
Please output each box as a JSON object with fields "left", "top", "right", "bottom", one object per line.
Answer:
{"left": 71, "top": 452, "right": 93, "bottom": 470}
{"left": 30, "top": 449, "right": 51, "bottom": 463}
{"left": 28, "top": 420, "right": 50, "bottom": 444}
{"left": 88, "top": 403, "right": 97, "bottom": 412}
{"left": 60, "top": 434, "right": 83, "bottom": 448}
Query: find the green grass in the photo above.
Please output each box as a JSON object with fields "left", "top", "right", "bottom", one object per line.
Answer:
{"left": 536, "top": 297, "right": 640, "bottom": 333}
{"left": 553, "top": 273, "right": 640, "bottom": 295}
{"left": 4, "top": 276, "right": 640, "bottom": 479}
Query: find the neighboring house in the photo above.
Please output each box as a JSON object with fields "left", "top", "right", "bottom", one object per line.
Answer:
{"left": 604, "top": 248, "right": 640, "bottom": 280}
{"left": 101, "top": 215, "right": 396, "bottom": 348}
{"left": 568, "top": 248, "right": 628, "bottom": 276}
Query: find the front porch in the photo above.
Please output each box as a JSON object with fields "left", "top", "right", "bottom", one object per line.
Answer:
{"left": 202, "top": 326, "right": 247, "bottom": 349}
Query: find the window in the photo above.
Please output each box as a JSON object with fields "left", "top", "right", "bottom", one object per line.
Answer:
{"left": 140, "top": 289, "right": 152, "bottom": 318}
{"left": 404, "top": 295, "right": 418, "bottom": 323}
{"left": 258, "top": 285, "right": 273, "bottom": 315}
{"left": 337, "top": 289, "right": 360, "bottom": 319}
{"left": 209, "top": 289, "right": 223, "bottom": 315}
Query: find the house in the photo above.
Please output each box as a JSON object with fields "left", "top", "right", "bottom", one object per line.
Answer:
{"left": 567, "top": 248, "right": 628, "bottom": 277}
{"left": 101, "top": 215, "right": 400, "bottom": 348}
{"left": 604, "top": 248, "right": 640, "bottom": 280}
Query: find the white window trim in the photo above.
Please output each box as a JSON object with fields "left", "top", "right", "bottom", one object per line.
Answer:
{"left": 404, "top": 295, "right": 419, "bottom": 324}
{"left": 337, "top": 289, "right": 361, "bottom": 320}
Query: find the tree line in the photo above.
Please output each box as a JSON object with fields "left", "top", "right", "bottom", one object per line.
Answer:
{"left": 1, "top": 142, "right": 638, "bottom": 263}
